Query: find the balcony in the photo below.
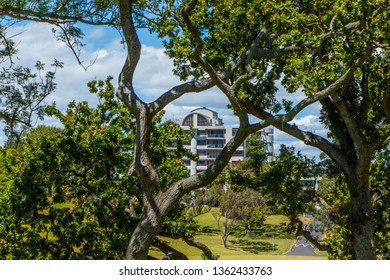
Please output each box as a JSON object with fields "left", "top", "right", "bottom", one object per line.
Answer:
{"left": 206, "top": 134, "right": 225, "bottom": 138}
{"left": 206, "top": 129, "right": 225, "bottom": 138}
{"left": 207, "top": 144, "right": 224, "bottom": 148}
{"left": 207, "top": 152, "right": 220, "bottom": 159}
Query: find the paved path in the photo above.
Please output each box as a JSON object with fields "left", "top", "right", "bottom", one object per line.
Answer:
{"left": 284, "top": 214, "right": 323, "bottom": 256}
{"left": 285, "top": 236, "right": 318, "bottom": 256}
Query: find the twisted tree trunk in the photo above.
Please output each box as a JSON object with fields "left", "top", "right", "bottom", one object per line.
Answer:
{"left": 125, "top": 198, "right": 163, "bottom": 260}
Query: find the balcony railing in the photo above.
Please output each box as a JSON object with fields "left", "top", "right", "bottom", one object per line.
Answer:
{"left": 207, "top": 144, "right": 224, "bottom": 148}
{"left": 206, "top": 134, "right": 225, "bottom": 138}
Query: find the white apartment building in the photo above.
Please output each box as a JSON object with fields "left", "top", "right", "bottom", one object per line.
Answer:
{"left": 176, "top": 107, "right": 274, "bottom": 175}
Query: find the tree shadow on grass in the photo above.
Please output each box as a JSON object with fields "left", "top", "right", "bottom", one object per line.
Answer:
{"left": 200, "top": 226, "right": 219, "bottom": 235}
{"left": 228, "top": 223, "right": 294, "bottom": 254}
{"left": 232, "top": 224, "right": 294, "bottom": 240}
{"left": 230, "top": 239, "right": 277, "bottom": 254}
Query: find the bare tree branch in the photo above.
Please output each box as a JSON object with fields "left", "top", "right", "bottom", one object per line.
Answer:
{"left": 52, "top": 23, "right": 97, "bottom": 71}
{"left": 150, "top": 78, "right": 214, "bottom": 115}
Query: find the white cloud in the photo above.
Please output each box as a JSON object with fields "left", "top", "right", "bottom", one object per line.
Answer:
{"left": 288, "top": 114, "right": 328, "bottom": 138}
{"left": 86, "top": 27, "right": 107, "bottom": 40}
{"left": 274, "top": 80, "right": 306, "bottom": 103}
{"left": 273, "top": 129, "right": 323, "bottom": 159}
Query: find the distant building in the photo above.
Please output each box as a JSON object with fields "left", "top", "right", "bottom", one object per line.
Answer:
{"left": 301, "top": 177, "right": 321, "bottom": 192}
{"left": 172, "top": 107, "right": 274, "bottom": 175}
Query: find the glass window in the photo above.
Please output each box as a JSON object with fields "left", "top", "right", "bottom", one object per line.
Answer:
{"left": 207, "top": 129, "right": 225, "bottom": 138}
{"left": 207, "top": 139, "right": 224, "bottom": 148}
{"left": 208, "top": 151, "right": 220, "bottom": 158}
{"left": 197, "top": 140, "right": 206, "bottom": 145}
{"left": 182, "top": 115, "right": 194, "bottom": 126}
{"left": 197, "top": 114, "right": 209, "bottom": 126}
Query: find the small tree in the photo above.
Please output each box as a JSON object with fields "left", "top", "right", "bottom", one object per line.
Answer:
{"left": 231, "top": 140, "right": 322, "bottom": 236}
{"left": 0, "top": 61, "right": 63, "bottom": 146}
{"left": 217, "top": 188, "right": 267, "bottom": 247}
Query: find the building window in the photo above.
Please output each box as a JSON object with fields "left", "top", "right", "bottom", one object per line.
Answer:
{"left": 207, "top": 129, "right": 225, "bottom": 138}
{"left": 182, "top": 115, "right": 194, "bottom": 126}
{"left": 207, "top": 139, "right": 224, "bottom": 148}
{"left": 197, "top": 114, "right": 209, "bottom": 126}
{"left": 208, "top": 151, "right": 220, "bottom": 158}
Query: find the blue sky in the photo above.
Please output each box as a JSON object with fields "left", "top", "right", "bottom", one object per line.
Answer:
{"left": 1, "top": 22, "right": 326, "bottom": 159}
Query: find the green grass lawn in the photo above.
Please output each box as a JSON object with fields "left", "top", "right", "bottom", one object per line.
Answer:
{"left": 150, "top": 212, "right": 327, "bottom": 260}
{"left": 33, "top": 202, "right": 327, "bottom": 260}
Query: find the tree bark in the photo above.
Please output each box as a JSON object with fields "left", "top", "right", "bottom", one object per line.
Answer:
{"left": 125, "top": 198, "right": 163, "bottom": 260}
{"left": 346, "top": 167, "right": 376, "bottom": 259}
{"left": 183, "top": 237, "right": 219, "bottom": 260}
{"left": 152, "top": 238, "right": 189, "bottom": 260}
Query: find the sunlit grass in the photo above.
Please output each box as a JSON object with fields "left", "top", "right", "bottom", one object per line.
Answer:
{"left": 149, "top": 211, "right": 328, "bottom": 260}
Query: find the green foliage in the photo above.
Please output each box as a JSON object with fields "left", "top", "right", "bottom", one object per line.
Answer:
{"left": 1, "top": 0, "right": 388, "bottom": 260}
{"left": 161, "top": 203, "right": 200, "bottom": 240}
{"left": 152, "top": 0, "right": 309, "bottom": 78}
{"left": 210, "top": 160, "right": 268, "bottom": 247}
{"left": 0, "top": 77, "right": 135, "bottom": 259}
{"left": 0, "top": 0, "right": 119, "bottom": 25}
{"left": 0, "top": 76, "right": 198, "bottom": 259}
{"left": 243, "top": 143, "right": 320, "bottom": 225}
{"left": 0, "top": 147, "right": 18, "bottom": 191}
{"left": 220, "top": 188, "right": 267, "bottom": 232}
{"left": 316, "top": 174, "right": 353, "bottom": 259}
{"left": 149, "top": 114, "right": 196, "bottom": 191}
{"left": 0, "top": 24, "right": 17, "bottom": 62}
{"left": 370, "top": 141, "right": 390, "bottom": 259}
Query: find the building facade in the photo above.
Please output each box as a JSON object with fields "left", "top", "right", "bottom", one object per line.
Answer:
{"left": 176, "top": 107, "right": 274, "bottom": 175}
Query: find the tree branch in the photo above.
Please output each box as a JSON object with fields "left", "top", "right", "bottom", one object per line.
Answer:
{"left": 231, "top": 27, "right": 268, "bottom": 93}
{"left": 150, "top": 78, "right": 214, "bottom": 115}
{"left": 116, "top": 0, "right": 144, "bottom": 114}
{"left": 179, "top": 0, "right": 230, "bottom": 92}
{"left": 183, "top": 237, "right": 219, "bottom": 260}
{"left": 330, "top": 92, "right": 367, "bottom": 150}
{"left": 282, "top": 55, "right": 367, "bottom": 122}
{"left": 160, "top": 52, "right": 368, "bottom": 211}
{"left": 52, "top": 23, "right": 97, "bottom": 71}
{"left": 152, "top": 238, "right": 189, "bottom": 260}
{"left": 320, "top": 21, "right": 361, "bottom": 41}
{"left": 253, "top": 45, "right": 299, "bottom": 59}
{"left": 0, "top": 7, "right": 118, "bottom": 26}
{"left": 295, "top": 218, "right": 335, "bottom": 254}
